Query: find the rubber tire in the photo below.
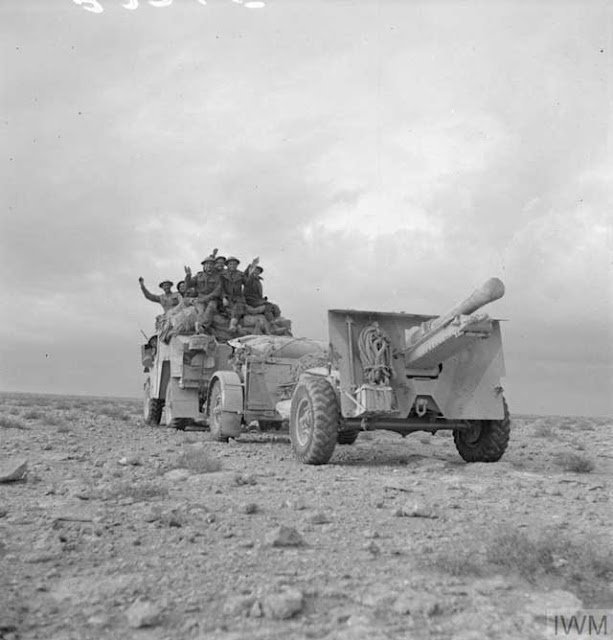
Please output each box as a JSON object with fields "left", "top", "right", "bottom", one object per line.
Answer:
{"left": 337, "top": 430, "right": 359, "bottom": 445}
{"left": 144, "top": 380, "right": 164, "bottom": 425}
{"left": 208, "top": 380, "right": 230, "bottom": 442}
{"left": 453, "top": 397, "right": 510, "bottom": 463}
{"left": 289, "top": 376, "right": 339, "bottom": 465}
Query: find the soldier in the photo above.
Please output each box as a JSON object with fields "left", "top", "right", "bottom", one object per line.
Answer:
{"left": 214, "top": 254, "right": 227, "bottom": 274}
{"left": 138, "top": 277, "right": 181, "bottom": 313}
{"left": 176, "top": 281, "right": 187, "bottom": 297}
{"left": 244, "top": 258, "right": 281, "bottom": 321}
{"left": 221, "top": 256, "right": 246, "bottom": 333}
{"left": 184, "top": 256, "right": 222, "bottom": 334}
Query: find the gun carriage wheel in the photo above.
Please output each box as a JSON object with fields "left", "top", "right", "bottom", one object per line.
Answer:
{"left": 453, "top": 396, "right": 510, "bottom": 462}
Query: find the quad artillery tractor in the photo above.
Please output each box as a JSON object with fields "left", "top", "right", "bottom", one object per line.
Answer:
{"left": 141, "top": 277, "right": 510, "bottom": 465}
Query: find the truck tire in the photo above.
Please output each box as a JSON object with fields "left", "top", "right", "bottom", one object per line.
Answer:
{"left": 208, "top": 380, "right": 230, "bottom": 442}
{"left": 144, "top": 380, "right": 163, "bottom": 425}
{"left": 289, "top": 376, "right": 339, "bottom": 465}
{"left": 453, "top": 397, "right": 510, "bottom": 462}
{"left": 337, "top": 430, "right": 359, "bottom": 445}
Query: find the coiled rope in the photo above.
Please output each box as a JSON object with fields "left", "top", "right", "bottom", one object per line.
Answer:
{"left": 357, "top": 322, "right": 392, "bottom": 385}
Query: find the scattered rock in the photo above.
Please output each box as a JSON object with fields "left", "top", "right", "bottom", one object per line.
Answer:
{"left": 265, "top": 525, "right": 305, "bottom": 547}
{"left": 398, "top": 502, "right": 438, "bottom": 518}
{"left": 223, "top": 594, "right": 256, "bottom": 616}
{"left": 164, "top": 468, "right": 191, "bottom": 482}
{"left": 235, "top": 473, "right": 257, "bottom": 485}
{"left": 239, "top": 502, "right": 259, "bottom": 514}
{"left": 249, "top": 600, "right": 263, "bottom": 618}
{"left": 363, "top": 540, "right": 381, "bottom": 556}
{"left": 118, "top": 455, "right": 141, "bottom": 466}
{"left": 392, "top": 591, "right": 441, "bottom": 617}
{"left": 286, "top": 497, "right": 308, "bottom": 510}
{"left": 160, "top": 509, "right": 184, "bottom": 527}
{"left": 305, "top": 511, "right": 331, "bottom": 524}
{"left": 0, "top": 458, "right": 27, "bottom": 483}
{"left": 143, "top": 506, "right": 162, "bottom": 523}
{"left": 125, "top": 598, "right": 163, "bottom": 628}
{"left": 363, "top": 529, "right": 380, "bottom": 539}
{"left": 261, "top": 588, "right": 304, "bottom": 619}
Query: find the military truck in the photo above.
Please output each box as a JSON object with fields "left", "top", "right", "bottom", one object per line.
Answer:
{"left": 142, "top": 330, "right": 327, "bottom": 437}
{"left": 141, "top": 277, "right": 510, "bottom": 465}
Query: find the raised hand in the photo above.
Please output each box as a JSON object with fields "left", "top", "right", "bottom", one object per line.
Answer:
{"left": 184, "top": 265, "right": 191, "bottom": 275}
{"left": 138, "top": 277, "right": 144, "bottom": 284}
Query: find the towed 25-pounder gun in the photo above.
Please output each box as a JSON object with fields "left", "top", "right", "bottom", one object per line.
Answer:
{"left": 140, "top": 276, "right": 510, "bottom": 466}
{"left": 287, "top": 277, "right": 510, "bottom": 464}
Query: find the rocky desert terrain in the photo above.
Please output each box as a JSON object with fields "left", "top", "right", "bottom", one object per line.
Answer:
{"left": 0, "top": 392, "right": 611, "bottom": 640}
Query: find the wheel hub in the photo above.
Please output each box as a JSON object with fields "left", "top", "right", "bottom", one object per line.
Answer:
{"left": 295, "top": 398, "right": 313, "bottom": 447}
{"left": 462, "top": 421, "right": 483, "bottom": 444}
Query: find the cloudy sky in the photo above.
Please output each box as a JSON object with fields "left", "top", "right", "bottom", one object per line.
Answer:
{"left": 1, "top": 0, "right": 611, "bottom": 417}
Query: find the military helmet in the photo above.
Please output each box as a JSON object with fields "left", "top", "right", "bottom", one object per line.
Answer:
{"left": 214, "top": 255, "right": 227, "bottom": 263}
{"left": 158, "top": 280, "right": 173, "bottom": 288}
{"left": 201, "top": 256, "right": 216, "bottom": 265}
{"left": 226, "top": 256, "right": 240, "bottom": 265}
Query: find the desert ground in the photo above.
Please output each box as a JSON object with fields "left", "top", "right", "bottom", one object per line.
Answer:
{"left": 0, "top": 391, "right": 611, "bottom": 640}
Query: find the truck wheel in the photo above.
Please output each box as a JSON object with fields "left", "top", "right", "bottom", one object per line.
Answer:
{"left": 208, "top": 380, "right": 231, "bottom": 442}
{"left": 164, "top": 382, "right": 188, "bottom": 430}
{"left": 144, "top": 380, "right": 163, "bottom": 425}
{"left": 453, "top": 397, "right": 510, "bottom": 462}
{"left": 290, "top": 376, "right": 339, "bottom": 465}
{"left": 337, "top": 430, "right": 359, "bottom": 445}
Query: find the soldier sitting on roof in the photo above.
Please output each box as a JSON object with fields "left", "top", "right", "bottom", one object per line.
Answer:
{"left": 221, "top": 256, "right": 246, "bottom": 334}
{"left": 184, "top": 256, "right": 222, "bottom": 334}
{"left": 138, "top": 277, "right": 181, "bottom": 313}
{"left": 244, "top": 258, "right": 281, "bottom": 322}
{"left": 213, "top": 253, "right": 227, "bottom": 275}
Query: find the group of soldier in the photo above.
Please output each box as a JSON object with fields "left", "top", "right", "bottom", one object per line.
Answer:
{"left": 139, "top": 250, "right": 281, "bottom": 336}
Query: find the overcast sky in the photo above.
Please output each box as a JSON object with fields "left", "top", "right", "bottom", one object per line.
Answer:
{"left": 1, "top": 0, "right": 611, "bottom": 417}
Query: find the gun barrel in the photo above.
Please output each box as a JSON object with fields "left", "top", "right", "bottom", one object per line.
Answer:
{"left": 405, "top": 277, "right": 505, "bottom": 352}
{"left": 430, "top": 277, "right": 505, "bottom": 333}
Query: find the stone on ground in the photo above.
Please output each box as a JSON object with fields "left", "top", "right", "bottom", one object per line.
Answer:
{"left": 261, "top": 588, "right": 304, "bottom": 619}
{"left": 265, "top": 525, "right": 305, "bottom": 547}
{"left": 125, "top": 598, "right": 163, "bottom": 628}
{"left": 0, "top": 458, "right": 27, "bottom": 483}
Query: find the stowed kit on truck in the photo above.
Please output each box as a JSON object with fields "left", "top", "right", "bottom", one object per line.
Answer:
{"left": 141, "top": 277, "right": 511, "bottom": 465}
